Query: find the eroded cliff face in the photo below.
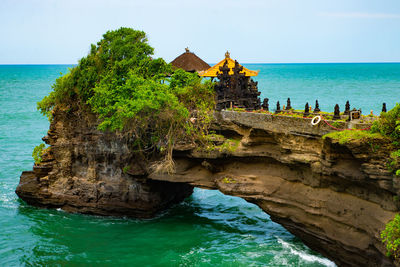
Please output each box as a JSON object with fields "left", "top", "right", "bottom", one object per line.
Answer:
{"left": 16, "top": 106, "right": 193, "bottom": 218}
{"left": 16, "top": 108, "right": 399, "bottom": 266}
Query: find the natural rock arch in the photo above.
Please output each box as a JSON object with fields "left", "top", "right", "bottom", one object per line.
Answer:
{"left": 17, "top": 110, "right": 398, "bottom": 266}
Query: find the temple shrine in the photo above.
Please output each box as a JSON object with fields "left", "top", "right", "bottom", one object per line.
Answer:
{"left": 199, "top": 52, "right": 261, "bottom": 111}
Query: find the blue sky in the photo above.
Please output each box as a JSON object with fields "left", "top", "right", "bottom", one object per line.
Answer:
{"left": 1, "top": 0, "right": 400, "bottom": 64}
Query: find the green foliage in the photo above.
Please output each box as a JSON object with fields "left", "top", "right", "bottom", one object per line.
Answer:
{"left": 381, "top": 214, "right": 400, "bottom": 260}
{"left": 123, "top": 166, "right": 131, "bottom": 173}
{"left": 390, "top": 149, "right": 400, "bottom": 175}
{"left": 324, "top": 104, "right": 400, "bottom": 176}
{"left": 32, "top": 143, "right": 45, "bottom": 164}
{"left": 331, "top": 121, "right": 343, "bottom": 128}
{"left": 88, "top": 72, "right": 186, "bottom": 132}
{"left": 369, "top": 104, "right": 400, "bottom": 175}
{"left": 37, "top": 27, "right": 169, "bottom": 120}
{"left": 322, "top": 130, "right": 385, "bottom": 145}
{"left": 36, "top": 27, "right": 216, "bottom": 173}
{"left": 168, "top": 68, "right": 199, "bottom": 89}
{"left": 219, "top": 139, "right": 240, "bottom": 153}
{"left": 372, "top": 103, "right": 400, "bottom": 141}
{"left": 370, "top": 142, "right": 381, "bottom": 152}
{"left": 205, "top": 138, "right": 240, "bottom": 153}
{"left": 233, "top": 107, "right": 246, "bottom": 112}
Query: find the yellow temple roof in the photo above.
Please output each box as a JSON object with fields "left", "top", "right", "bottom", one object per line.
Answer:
{"left": 198, "top": 51, "right": 259, "bottom": 77}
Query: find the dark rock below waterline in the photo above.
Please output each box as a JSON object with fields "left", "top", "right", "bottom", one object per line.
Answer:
{"left": 16, "top": 171, "right": 193, "bottom": 218}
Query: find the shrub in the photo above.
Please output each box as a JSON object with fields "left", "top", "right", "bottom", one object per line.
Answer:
{"left": 390, "top": 149, "right": 400, "bottom": 174}
{"left": 32, "top": 144, "right": 45, "bottom": 164}
{"left": 371, "top": 103, "right": 400, "bottom": 141}
{"left": 381, "top": 214, "right": 400, "bottom": 260}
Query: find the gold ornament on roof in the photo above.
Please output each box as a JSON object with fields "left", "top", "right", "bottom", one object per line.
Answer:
{"left": 199, "top": 51, "right": 259, "bottom": 77}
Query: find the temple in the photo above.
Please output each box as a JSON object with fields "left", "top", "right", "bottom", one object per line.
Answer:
{"left": 200, "top": 52, "right": 261, "bottom": 111}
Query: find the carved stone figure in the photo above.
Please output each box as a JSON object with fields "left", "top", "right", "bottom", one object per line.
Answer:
{"left": 276, "top": 101, "right": 281, "bottom": 113}
{"left": 333, "top": 104, "right": 341, "bottom": 120}
{"left": 314, "top": 100, "right": 320, "bottom": 112}
{"left": 286, "top": 98, "right": 292, "bottom": 110}
{"left": 344, "top": 101, "right": 350, "bottom": 115}
{"left": 304, "top": 102, "right": 310, "bottom": 116}
{"left": 262, "top": 98, "right": 269, "bottom": 111}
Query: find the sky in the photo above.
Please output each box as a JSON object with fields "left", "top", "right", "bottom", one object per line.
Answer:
{"left": 1, "top": 0, "right": 400, "bottom": 64}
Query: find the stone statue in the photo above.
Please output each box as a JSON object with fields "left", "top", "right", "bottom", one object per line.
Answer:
{"left": 314, "top": 100, "right": 320, "bottom": 112}
{"left": 262, "top": 98, "right": 269, "bottom": 111}
{"left": 333, "top": 104, "right": 341, "bottom": 120}
{"left": 344, "top": 101, "right": 350, "bottom": 115}
{"left": 304, "top": 102, "right": 310, "bottom": 116}
{"left": 276, "top": 101, "right": 281, "bottom": 113}
{"left": 286, "top": 98, "right": 292, "bottom": 110}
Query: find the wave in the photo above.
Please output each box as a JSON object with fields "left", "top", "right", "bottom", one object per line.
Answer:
{"left": 277, "top": 237, "right": 336, "bottom": 267}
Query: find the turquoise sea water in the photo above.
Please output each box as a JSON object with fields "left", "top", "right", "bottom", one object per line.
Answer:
{"left": 246, "top": 63, "right": 400, "bottom": 113}
{"left": 1, "top": 63, "right": 400, "bottom": 266}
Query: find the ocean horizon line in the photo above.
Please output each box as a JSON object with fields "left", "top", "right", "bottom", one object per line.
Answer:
{"left": 1, "top": 62, "right": 400, "bottom": 66}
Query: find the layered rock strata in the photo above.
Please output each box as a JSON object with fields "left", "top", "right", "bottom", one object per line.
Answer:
{"left": 16, "top": 107, "right": 193, "bottom": 218}
{"left": 17, "top": 109, "right": 398, "bottom": 266}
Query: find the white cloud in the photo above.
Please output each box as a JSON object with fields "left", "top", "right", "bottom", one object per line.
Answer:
{"left": 319, "top": 12, "right": 400, "bottom": 19}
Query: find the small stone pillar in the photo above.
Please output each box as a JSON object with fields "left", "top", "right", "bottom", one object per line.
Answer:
{"left": 275, "top": 101, "right": 281, "bottom": 113}
{"left": 314, "top": 100, "right": 320, "bottom": 112}
{"left": 333, "top": 104, "right": 341, "bottom": 120}
{"left": 304, "top": 102, "right": 310, "bottom": 117}
{"left": 344, "top": 101, "right": 350, "bottom": 115}
{"left": 382, "top": 103, "right": 387, "bottom": 113}
{"left": 262, "top": 98, "right": 269, "bottom": 111}
{"left": 286, "top": 98, "right": 292, "bottom": 110}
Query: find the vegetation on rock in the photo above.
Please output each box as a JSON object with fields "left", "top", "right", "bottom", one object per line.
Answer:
{"left": 37, "top": 27, "right": 215, "bottom": 172}
{"left": 32, "top": 144, "right": 45, "bottom": 164}
{"left": 372, "top": 103, "right": 400, "bottom": 176}
{"left": 322, "top": 130, "right": 386, "bottom": 145}
{"left": 381, "top": 214, "right": 400, "bottom": 261}
{"left": 325, "top": 104, "right": 400, "bottom": 174}
{"left": 324, "top": 103, "right": 399, "bottom": 144}
{"left": 371, "top": 103, "right": 400, "bottom": 140}
{"left": 390, "top": 149, "right": 400, "bottom": 177}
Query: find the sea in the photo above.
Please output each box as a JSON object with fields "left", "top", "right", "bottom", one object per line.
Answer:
{"left": 1, "top": 63, "right": 399, "bottom": 266}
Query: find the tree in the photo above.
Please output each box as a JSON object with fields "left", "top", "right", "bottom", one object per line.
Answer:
{"left": 37, "top": 27, "right": 216, "bottom": 173}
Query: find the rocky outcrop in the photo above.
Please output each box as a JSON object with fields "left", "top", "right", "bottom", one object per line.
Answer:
{"left": 16, "top": 108, "right": 399, "bottom": 266}
{"left": 16, "top": 106, "right": 193, "bottom": 218}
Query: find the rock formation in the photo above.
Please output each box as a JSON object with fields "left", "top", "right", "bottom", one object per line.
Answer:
{"left": 16, "top": 106, "right": 193, "bottom": 218}
{"left": 16, "top": 107, "right": 399, "bottom": 266}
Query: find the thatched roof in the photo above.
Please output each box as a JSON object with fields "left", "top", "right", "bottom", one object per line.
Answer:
{"left": 170, "top": 48, "right": 210, "bottom": 73}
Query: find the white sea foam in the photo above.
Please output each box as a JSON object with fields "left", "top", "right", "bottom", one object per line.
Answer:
{"left": 277, "top": 237, "right": 337, "bottom": 267}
